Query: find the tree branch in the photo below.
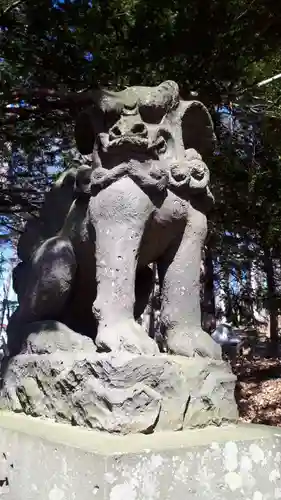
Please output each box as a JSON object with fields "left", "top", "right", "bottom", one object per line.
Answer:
{"left": 0, "top": 86, "right": 106, "bottom": 127}
{"left": 1, "top": 107, "right": 73, "bottom": 126}
{"left": 1, "top": 0, "right": 25, "bottom": 16}
{"left": 257, "top": 73, "right": 281, "bottom": 88}
{"left": 10, "top": 88, "right": 95, "bottom": 106}
{"left": 0, "top": 222, "right": 24, "bottom": 234}
{"left": 234, "top": 0, "right": 257, "bottom": 22}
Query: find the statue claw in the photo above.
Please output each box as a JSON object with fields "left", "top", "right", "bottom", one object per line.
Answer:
{"left": 167, "top": 329, "right": 222, "bottom": 360}
{"left": 95, "top": 319, "right": 160, "bottom": 356}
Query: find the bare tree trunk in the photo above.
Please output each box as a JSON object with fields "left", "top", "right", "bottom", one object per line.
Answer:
{"left": 263, "top": 246, "right": 279, "bottom": 356}
{"left": 241, "top": 258, "right": 254, "bottom": 326}
{"left": 221, "top": 262, "right": 232, "bottom": 324}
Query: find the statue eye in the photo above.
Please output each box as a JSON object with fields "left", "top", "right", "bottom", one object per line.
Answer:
{"left": 139, "top": 105, "right": 165, "bottom": 124}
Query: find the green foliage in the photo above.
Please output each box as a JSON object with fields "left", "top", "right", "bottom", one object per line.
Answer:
{"left": 1, "top": 0, "right": 281, "bottom": 98}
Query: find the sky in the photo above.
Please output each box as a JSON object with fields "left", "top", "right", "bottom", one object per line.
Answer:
{"left": 0, "top": 245, "right": 17, "bottom": 299}
{"left": 0, "top": 244, "right": 17, "bottom": 333}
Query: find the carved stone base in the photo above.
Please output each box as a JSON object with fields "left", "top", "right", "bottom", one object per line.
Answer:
{"left": 0, "top": 348, "right": 238, "bottom": 434}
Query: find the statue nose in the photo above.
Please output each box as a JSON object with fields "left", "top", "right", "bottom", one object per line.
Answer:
{"left": 109, "top": 121, "right": 148, "bottom": 140}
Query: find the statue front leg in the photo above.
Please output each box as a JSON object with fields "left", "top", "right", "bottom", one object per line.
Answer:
{"left": 158, "top": 203, "right": 221, "bottom": 359}
{"left": 89, "top": 177, "right": 159, "bottom": 355}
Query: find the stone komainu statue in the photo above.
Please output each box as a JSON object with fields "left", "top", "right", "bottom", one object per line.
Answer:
{"left": 7, "top": 80, "right": 221, "bottom": 360}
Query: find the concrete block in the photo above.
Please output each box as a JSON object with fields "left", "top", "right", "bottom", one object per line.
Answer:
{"left": 1, "top": 412, "right": 281, "bottom": 499}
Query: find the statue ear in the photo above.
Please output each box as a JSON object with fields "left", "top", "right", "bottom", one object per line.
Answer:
{"left": 179, "top": 100, "right": 217, "bottom": 158}
{"left": 75, "top": 106, "right": 103, "bottom": 155}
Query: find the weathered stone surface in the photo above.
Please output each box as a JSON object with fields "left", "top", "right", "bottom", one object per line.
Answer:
{"left": 21, "top": 320, "right": 96, "bottom": 354}
{"left": 7, "top": 80, "right": 220, "bottom": 361}
{"left": 0, "top": 351, "right": 237, "bottom": 434}
{"left": 1, "top": 413, "right": 281, "bottom": 499}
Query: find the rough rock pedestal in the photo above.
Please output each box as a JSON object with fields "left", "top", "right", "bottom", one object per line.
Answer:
{"left": 0, "top": 323, "right": 237, "bottom": 433}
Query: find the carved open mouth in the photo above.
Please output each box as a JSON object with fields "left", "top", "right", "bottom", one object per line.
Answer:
{"left": 107, "top": 136, "right": 149, "bottom": 150}
{"left": 99, "top": 134, "right": 168, "bottom": 157}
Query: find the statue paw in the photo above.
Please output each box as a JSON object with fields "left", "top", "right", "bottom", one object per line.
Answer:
{"left": 167, "top": 328, "right": 222, "bottom": 359}
{"left": 95, "top": 319, "right": 160, "bottom": 355}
